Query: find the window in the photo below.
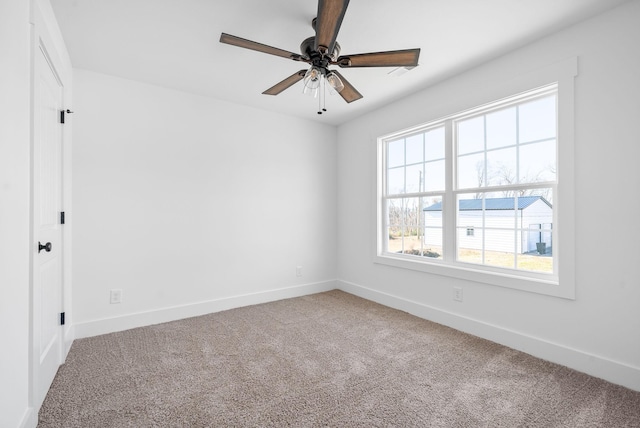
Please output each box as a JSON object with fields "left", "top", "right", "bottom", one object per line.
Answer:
{"left": 454, "top": 90, "right": 556, "bottom": 273}
{"left": 383, "top": 87, "right": 556, "bottom": 274}
{"left": 376, "top": 59, "right": 577, "bottom": 300}
{"left": 385, "top": 126, "right": 445, "bottom": 258}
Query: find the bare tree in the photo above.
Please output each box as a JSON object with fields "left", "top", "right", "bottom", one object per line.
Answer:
{"left": 387, "top": 198, "right": 423, "bottom": 238}
{"left": 474, "top": 160, "right": 485, "bottom": 198}
{"left": 473, "top": 160, "right": 553, "bottom": 201}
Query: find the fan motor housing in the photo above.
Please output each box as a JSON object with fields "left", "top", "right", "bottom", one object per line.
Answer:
{"left": 300, "top": 36, "right": 341, "bottom": 63}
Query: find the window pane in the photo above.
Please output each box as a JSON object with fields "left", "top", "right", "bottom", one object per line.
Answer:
{"left": 456, "top": 192, "right": 484, "bottom": 266}
{"left": 385, "top": 197, "right": 446, "bottom": 259}
{"left": 423, "top": 228, "right": 442, "bottom": 258}
{"left": 485, "top": 205, "right": 516, "bottom": 228}
{"left": 519, "top": 95, "right": 556, "bottom": 143}
{"left": 484, "top": 229, "right": 516, "bottom": 268}
{"left": 486, "top": 147, "right": 517, "bottom": 187}
{"left": 401, "top": 197, "right": 422, "bottom": 255}
{"left": 404, "top": 197, "right": 421, "bottom": 230}
{"left": 519, "top": 140, "right": 556, "bottom": 183}
{"left": 388, "top": 139, "right": 404, "bottom": 168}
{"left": 456, "top": 193, "right": 482, "bottom": 228}
{"left": 527, "top": 187, "right": 553, "bottom": 206}
{"left": 519, "top": 191, "right": 553, "bottom": 261}
{"left": 405, "top": 134, "right": 423, "bottom": 165}
{"left": 517, "top": 221, "right": 553, "bottom": 273}
{"left": 457, "top": 153, "right": 484, "bottom": 189}
{"left": 386, "top": 198, "right": 403, "bottom": 254}
{"left": 405, "top": 164, "right": 423, "bottom": 193}
{"left": 423, "top": 196, "right": 443, "bottom": 228}
{"left": 387, "top": 228, "right": 402, "bottom": 252}
{"left": 424, "top": 160, "right": 445, "bottom": 192}
{"left": 387, "top": 167, "right": 404, "bottom": 194}
{"left": 457, "top": 227, "right": 483, "bottom": 264}
{"left": 399, "top": 227, "right": 418, "bottom": 254}
{"left": 425, "top": 127, "right": 445, "bottom": 161}
{"left": 486, "top": 107, "right": 516, "bottom": 150}
{"left": 387, "top": 199, "right": 402, "bottom": 227}
{"left": 515, "top": 188, "right": 554, "bottom": 207}
{"left": 457, "top": 116, "right": 484, "bottom": 155}
{"left": 454, "top": 190, "right": 554, "bottom": 272}
{"left": 517, "top": 253, "right": 553, "bottom": 273}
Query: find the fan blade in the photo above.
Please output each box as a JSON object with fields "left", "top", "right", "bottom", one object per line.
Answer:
{"left": 314, "top": 0, "right": 350, "bottom": 55}
{"left": 262, "top": 70, "right": 307, "bottom": 95}
{"left": 331, "top": 71, "right": 362, "bottom": 103}
{"left": 220, "top": 33, "right": 304, "bottom": 62}
{"left": 336, "top": 48, "right": 420, "bottom": 68}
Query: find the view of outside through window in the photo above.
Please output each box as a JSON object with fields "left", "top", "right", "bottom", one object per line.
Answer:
{"left": 384, "top": 90, "right": 557, "bottom": 275}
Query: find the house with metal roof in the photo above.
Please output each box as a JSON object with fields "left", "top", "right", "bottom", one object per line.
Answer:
{"left": 423, "top": 196, "right": 553, "bottom": 254}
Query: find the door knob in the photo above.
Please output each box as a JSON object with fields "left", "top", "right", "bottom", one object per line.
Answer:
{"left": 38, "top": 242, "right": 52, "bottom": 253}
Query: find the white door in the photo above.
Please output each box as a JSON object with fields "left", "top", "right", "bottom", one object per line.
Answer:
{"left": 32, "top": 44, "right": 64, "bottom": 409}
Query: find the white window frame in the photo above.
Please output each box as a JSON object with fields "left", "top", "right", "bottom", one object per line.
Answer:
{"left": 375, "top": 58, "right": 577, "bottom": 299}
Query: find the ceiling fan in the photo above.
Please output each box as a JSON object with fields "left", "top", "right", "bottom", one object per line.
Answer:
{"left": 219, "top": 0, "right": 420, "bottom": 111}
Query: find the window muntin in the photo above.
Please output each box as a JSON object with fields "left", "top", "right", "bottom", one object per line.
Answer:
{"left": 380, "top": 85, "right": 558, "bottom": 282}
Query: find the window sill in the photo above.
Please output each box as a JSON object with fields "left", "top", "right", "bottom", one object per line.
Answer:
{"left": 374, "top": 253, "right": 574, "bottom": 299}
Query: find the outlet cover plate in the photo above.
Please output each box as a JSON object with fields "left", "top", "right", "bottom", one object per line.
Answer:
{"left": 453, "top": 287, "right": 463, "bottom": 302}
{"left": 110, "top": 289, "right": 122, "bottom": 304}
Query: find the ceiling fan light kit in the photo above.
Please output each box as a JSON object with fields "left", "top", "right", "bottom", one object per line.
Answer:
{"left": 220, "top": 0, "right": 420, "bottom": 114}
{"left": 303, "top": 66, "right": 322, "bottom": 90}
{"left": 326, "top": 71, "right": 344, "bottom": 93}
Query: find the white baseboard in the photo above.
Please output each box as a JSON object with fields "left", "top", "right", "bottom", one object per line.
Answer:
{"left": 19, "top": 408, "right": 37, "bottom": 428}
{"left": 63, "top": 324, "right": 75, "bottom": 361}
{"left": 337, "top": 279, "right": 640, "bottom": 392}
{"left": 74, "top": 280, "right": 337, "bottom": 339}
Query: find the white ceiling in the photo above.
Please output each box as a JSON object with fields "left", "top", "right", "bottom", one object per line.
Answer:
{"left": 50, "top": 0, "right": 628, "bottom": 126}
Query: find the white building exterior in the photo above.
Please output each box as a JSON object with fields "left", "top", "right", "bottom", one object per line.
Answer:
{"left": 424, "top": 196, "right": 553, "bottom": 254}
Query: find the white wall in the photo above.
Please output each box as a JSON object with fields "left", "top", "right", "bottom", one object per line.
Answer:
{"left": 337, "top": 0, "right": 640, "bottom": 391}
{"left": 72, "top": 70, "right": 338, "bottom": 336}
{"left": 0, "top": 1, "right": 32, "bottom": 426}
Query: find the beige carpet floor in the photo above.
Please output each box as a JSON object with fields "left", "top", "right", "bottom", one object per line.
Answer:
{"left": 39, "top": 290, "right": 640, "bottom": 427}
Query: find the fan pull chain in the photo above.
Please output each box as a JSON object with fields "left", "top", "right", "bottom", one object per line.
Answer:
{"left": 322, "top": 81, "right": 327, "bottom": 113}
{"left": 318, "top": 76, "right": 327, "bottom": 115}
{"left": 318, "top": 77, "right": 323, "bottom": 114}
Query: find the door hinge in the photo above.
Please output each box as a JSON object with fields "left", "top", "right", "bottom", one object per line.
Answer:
{"left": 60, "top": 312, "right": 66, "bottom": 326}
{"left": 60, "top": 109, "right": 74, "bottom": 124}
{"left": 60, "top": 211, "right": 65, "bottom": 225}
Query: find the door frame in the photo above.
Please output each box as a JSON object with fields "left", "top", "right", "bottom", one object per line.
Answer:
{"left": 29, "top": 0, "right": 73, "bottom": 416}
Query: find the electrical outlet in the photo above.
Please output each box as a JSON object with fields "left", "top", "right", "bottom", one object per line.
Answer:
{"left": 453, "top": 287, "right": 463, "bottom": 302}
{"left": 296, "top": 266, "right": 302, "bottom": 277}
{"left": 110, "top": 289, "right": 122, "bottom": 304}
